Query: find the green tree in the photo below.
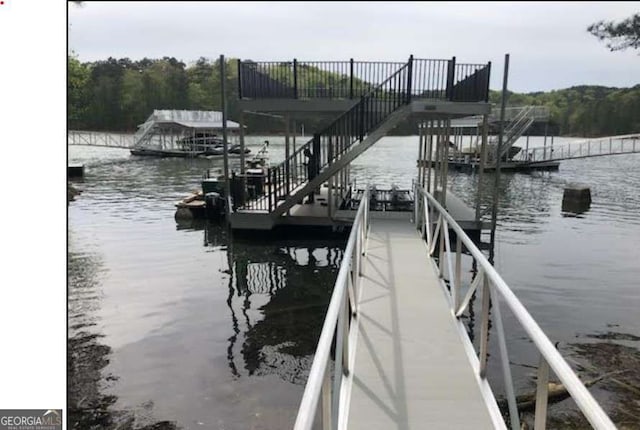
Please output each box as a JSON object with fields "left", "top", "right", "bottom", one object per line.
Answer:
{"left": 68, "top": 54, "right": 90, "bottom": 128}
{"left": 588, "top": 13, "right": 640, "bottom": 52}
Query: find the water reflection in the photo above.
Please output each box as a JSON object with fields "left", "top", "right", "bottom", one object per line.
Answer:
{"left": 173, "top": 220, "right": 346, "bottom": 385}
{"left": 209, "top": 223, "right": 346, "bottom": 384}
{"left": 68, "top": 234, "right": 180, "bottom": 430}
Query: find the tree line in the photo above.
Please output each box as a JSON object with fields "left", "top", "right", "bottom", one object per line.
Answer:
{"left": 68, "top": 55, "right": 639, "bottom": 137}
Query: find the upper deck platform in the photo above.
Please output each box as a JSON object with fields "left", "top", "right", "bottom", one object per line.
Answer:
{"left": 236, "top": 57, "right": 492, "bottom": 117}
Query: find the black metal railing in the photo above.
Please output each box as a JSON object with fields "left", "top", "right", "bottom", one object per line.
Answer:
{"left": 450, "top": 62, "right": 492, "bottom": 102}
{"left": 411, "top": 58, "right": 450, "bottom": 99}
{"left": 239, "top": 60, "right": 413, "bottom": 212}
{"left": 238, "top": 61, "right": 296, "bottom": 98}
{"left": 239, "top": 59, "right": 407, "bottom": 100}
{"left": 237, "top": 57, "right": 491, "bottom": 212}
{"left": 238, "top": 57, "right": 491, "bottom": 103}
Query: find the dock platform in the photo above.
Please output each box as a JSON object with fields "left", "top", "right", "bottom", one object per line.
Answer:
{"left": 346, "top": 218, "right": 495, "bottom": 429}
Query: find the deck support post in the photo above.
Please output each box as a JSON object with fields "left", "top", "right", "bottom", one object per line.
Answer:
{"left": 292, "top": 119, "right": 297, "bottom": 181}
{"left": 239, "top": 111, "right": 247, "bottom": 204}
{"left": 418, "top": 121, "right": 425, "bottom": 187}
{"left": 433, "top": 119, "right": 441, "bottom": 198}
{"left": 220, "top": 54, "right": 231, "bottom": 217}
{"left": 543, "top": 122, "right": 548, "bottom": 159}
{"left": 285, "top": 114, "right": 291, "bottom": 198}
{"left": 455, "top": 235, "right": 462, "bottom": 310}
{"left": 441, "top": 117, "right": 451, "bottom": 205}
{"left": 475, "top": 114, "right": 489, "bottom": 221}
{"left": 490, "top": 53, "right": 509, "bottom": 259}
{"left": 426, "top": 120, "right": 434, "bottom": 194}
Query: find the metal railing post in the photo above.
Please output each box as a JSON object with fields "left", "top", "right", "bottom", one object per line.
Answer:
{"left": 350, "top": 58, "right": 354, "bottom": 99}
{"left": 446, "top": 56, "right": 456, "bottom": 101}
{"left": 485, "top": 62, "right": 492, "bottom": 102}
{"left": 490, "top": 285, "right": 521, "bottom": 430}
{"left": 237, "top": 59, "right": 243, "bottom": 99}
{"left": 406, "top": 55, "right": 414, "bottom": 103}
{"left": 479, "top": 277, "right": 490, "bottom": 377}
{"left": 455, "top": 235, "right": 462, "bottom": 311}
{"left": 332, "top": 286, "right": 346, "bottom": 425}
{"left": 293, "top": 58, "right": 298, "bottom": 99}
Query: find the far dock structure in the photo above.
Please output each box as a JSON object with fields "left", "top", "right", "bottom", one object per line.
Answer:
{"left": 129, "top": 109, "right": 245, "bottom": 158}
{"left": 443, "top": 105, "right": 561, "bottom": 172}
{"left": 230, "top": 56, "right": 493, "bottom": 234}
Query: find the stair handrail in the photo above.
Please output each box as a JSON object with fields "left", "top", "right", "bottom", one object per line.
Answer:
{"left": 491, "top": 106, "right": 536, "bottom": 160}
{"left": 248, "top": 59, "right": 413, "bottom": 211}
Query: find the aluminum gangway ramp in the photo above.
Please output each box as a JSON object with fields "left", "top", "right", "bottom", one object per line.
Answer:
{"left": 347, "top": 218, "right": 494, "bottom": 429}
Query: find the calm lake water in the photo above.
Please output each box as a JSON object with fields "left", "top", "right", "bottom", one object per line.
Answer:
{"left": 68, "top": 135, "right": 640, "bottom": 429}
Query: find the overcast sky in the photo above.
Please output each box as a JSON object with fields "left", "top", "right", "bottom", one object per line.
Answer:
{"left": 68, "top": 1, "right": 638, "bottom": 93}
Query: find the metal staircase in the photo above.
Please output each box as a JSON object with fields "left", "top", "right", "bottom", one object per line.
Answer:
{"left": 238, "top": 59, "right": 414, "bottom": 221}
{"left": 132, "top": 114, "right": 158, "bottom": 147}
{"left": 235, "top": 56, "right": 492, "bottom": 226}
{"left": 489, "top": 106, "right": 549, "bottom": 161}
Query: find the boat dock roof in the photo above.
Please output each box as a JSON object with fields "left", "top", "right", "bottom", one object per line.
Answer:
{"left": 137, "top": 110, "right": 241, "bottom": 130}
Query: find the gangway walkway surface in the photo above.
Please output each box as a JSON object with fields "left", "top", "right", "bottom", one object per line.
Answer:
{"left": 347, "top": 218, "right": 494, "bottom": 429}
{"left": 293, "top": 187, "right": 615, "bottom": 430}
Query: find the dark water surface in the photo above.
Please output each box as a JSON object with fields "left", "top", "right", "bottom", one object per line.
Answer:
{"left": 69, "top": 137, "right": 640, "bottom": 429}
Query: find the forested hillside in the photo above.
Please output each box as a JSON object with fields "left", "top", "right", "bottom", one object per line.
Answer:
{"left": 68, "top": 55, "right": 639, "bottom": 137}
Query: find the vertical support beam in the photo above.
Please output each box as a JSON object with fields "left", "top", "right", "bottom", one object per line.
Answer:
{"left": 475, "top": 114, "right": 489, "bottom": 221}
{"left": 455, "top": 235, "right": 462, "bottom": 310}
{"left": 490, "top": 54, "right": 509, "bottom": 257}
{"left": 418, "top": 121, "right": 424, "bottom": 187}
{"left": 426, "top": 120, "right": 433, "bottom": 193}
{"left": 292, "top": 119, "right": 297, "bottom": 180}
{"left": 446, "top": 56, "right": 457, "bottom": 101}
{"left": 285, "top": 114, "right": 291, "bottom": 195}
{"left": 328, "top": 137, "right": 333, "bottom": 218}
{"left": 406, "top": 54, "right": 414, "bottom": 103}
{"left": 239, "top": 111, "right": 246, "bottom": 175}
{"left": 237, "top": 59, "right": 243, "bottom": 99}
{"left": 220, "top": 55, "right": 231, "bottom": 217}
{"left": 293, "top": 58, "right": 298, "bottom": 99}
{"left": 441, "top": 117, "right": 450, "bottom": 205}
{"left": 349, "top": 58, "right": 354, "bottom": 99}
{"left": 433, "top": 119, "right": 441, "bottom": 196}
{"left": 543, "top": 122, "right": 548, "bottom": 159}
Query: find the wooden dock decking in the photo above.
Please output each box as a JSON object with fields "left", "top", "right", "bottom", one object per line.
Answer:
{"left": 346, "top": 218, "right": 495, "bottom": 429}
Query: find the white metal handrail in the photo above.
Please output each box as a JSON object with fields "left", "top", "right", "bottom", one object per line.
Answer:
{"left": 413, "top": 184, "right": 616, "bottom": 430}
{"left": 517, "top": 133, "right": 640, "bottom": 163}
{"left": 294, "top": 187, "right": 370, "bottom": 430}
